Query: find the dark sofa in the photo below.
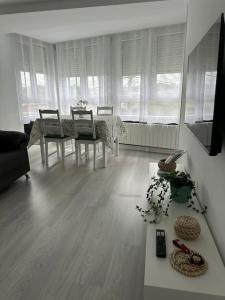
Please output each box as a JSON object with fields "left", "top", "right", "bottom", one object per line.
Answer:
{"left": 0, "top": 130, "right": 30, "bottom": 192}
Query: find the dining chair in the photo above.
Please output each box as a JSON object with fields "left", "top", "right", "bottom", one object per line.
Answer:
{"left": 70, "top": 106, "right": 87, "bottom": 112}
{"left": 97, "top": 106, "right": 113, "bottom": 116}
{"left": 97, "top": 106, "right": 116, "bottom": 154}
{"left": 71, "top": 108, "right": 106, "bottom": 170}
{"left": 39, "top": 109, "right": 71, "bottom": 168}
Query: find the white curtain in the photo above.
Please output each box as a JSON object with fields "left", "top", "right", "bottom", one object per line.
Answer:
{"left": 56, "top": 36, "right": 111, "bottom": 115}
{"left": 111, "top": 30, "right": 149, "bottom": 121}
{"left": 56, "top": 24, "right": 185, "bottom": 123}
{"left": 14, "top": 34, "right": 57, "bottom": 123}
{"left": 14, "top": 24, "right": 185, "bottom": 124}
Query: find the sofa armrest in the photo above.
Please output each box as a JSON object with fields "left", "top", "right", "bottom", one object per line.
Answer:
{"left": 0, "top": 130, "right": 29, "bottom": 152}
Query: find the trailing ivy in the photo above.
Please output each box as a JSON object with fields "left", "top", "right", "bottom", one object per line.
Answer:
{"left": 136, "top": 172, "right": 207, "bottom": 224}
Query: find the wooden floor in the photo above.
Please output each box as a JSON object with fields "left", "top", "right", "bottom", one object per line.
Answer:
{"left": 0, "top": 146, "right": 164, "bottom": 300}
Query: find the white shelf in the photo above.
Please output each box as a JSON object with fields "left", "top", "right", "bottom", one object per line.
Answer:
{"left": 144, "top": 163, "right": 225, "bottom": 300}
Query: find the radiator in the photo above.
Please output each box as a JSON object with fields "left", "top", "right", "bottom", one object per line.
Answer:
{"left": 120, "top": 123, "right": 179, "bottom": 149}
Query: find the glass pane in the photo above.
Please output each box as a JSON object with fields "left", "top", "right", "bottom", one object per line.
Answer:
{"left": 87, "top": 76, "right": 99, "bottom": 98}
{"left": 20, "top": 71, "right": 32, "bottom": 98}
{"left": 36, "top": 73, "right": 47, "bottom": 99}
{"left": 156, "top": 73, "right": 182, "bottom": 99}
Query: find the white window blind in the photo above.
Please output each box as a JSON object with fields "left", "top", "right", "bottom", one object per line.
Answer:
{"left": 17, "top": 43, "right": 30, "bottom": 72}
{"left": 64, "top": 46, "right": 82, "bottom": 77}
{"left": 54, "top": 25, "right": 185, "bottom": 122}
{"left": 85, "top": 43, "right": 98, "bottom": 76}
{"left": 156, "top": 32, "right": 185, "bottom": 74}
{"left": 122, "top": 39, "right": 142, "bottom": 76}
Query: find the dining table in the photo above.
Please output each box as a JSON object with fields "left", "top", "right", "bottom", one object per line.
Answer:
{"left": 28, "top": 115, "right": 127, "bottom": 163}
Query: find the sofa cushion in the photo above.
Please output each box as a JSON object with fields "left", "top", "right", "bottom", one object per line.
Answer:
{"left": 0, "top": 131, "right": 29, "bottom": 152}
{"left": 0, "top": 150, "right": 26, "bottom": 175}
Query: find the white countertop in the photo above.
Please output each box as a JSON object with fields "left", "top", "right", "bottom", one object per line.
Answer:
{"left": 144, "top": 163, "right": 225, "bottom": 299}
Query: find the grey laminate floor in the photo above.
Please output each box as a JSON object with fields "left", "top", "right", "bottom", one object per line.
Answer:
{"left": 0, "top": 146, "right": 164, "bottom": 300}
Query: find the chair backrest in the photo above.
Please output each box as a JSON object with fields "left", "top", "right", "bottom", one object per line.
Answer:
{"left": 71, "top": 109, "right": 96, "bottom": 139}
{"left": 39, "top": 109, "right": 64, "bottom": 137}
{"left": 70, "top": 106, "right": 87, "bottom": 111}
{"left": 97, "top": 106, "right": 113, "bottom": 116}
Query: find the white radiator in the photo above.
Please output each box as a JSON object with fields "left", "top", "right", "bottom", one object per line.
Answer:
{"left": 120, "top": 123, "right": 178, "bottom": 149}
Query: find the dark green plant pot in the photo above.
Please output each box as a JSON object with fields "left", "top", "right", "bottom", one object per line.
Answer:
{"left": 170, "top": 184, "right": 192, "bottom": 203}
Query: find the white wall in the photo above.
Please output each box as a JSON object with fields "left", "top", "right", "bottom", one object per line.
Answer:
{"left": 179, "top": 0, "right": 225, "bottom": 262}
{"left": 0, "top": 33, "right": 21, "bottom": 131}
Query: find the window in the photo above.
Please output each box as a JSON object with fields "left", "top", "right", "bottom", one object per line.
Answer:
{"left": 146, "top": 31, "right": 185, "bottom": 123}
{"left": 36, "top": 73, "right": 47, "bottom": 99}
{"left": 120, "top": 39, "right": 142, "bottom": 120}
{"left": 55, "top": 27, "right": 185, "bottom": 123}
{"left": 66, "top": 76, "right": 81, "bottom": 97}
{"left": 20, "top": 71, "right": 32, "bottom": 98}
{"left": 87, "top": 76, "right": 99, "bottom": 98}
{"left": 58, "top": 41, "right": 101, "bottom": 113}
{"left": 85, "top": 44, "right": 99, "bottom": 103}
{"left": 156, "top": 73, "right": 182, "bottom": 99}
{"left": 16, "top": 37, "right": 56, "bottom": 123}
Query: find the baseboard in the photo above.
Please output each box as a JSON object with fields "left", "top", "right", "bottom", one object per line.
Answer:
{"left": 119, "top": 143, "right": 175, "bottom": 154}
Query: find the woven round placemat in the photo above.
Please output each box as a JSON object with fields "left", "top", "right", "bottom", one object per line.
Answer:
{"left": 175, "top": 216, "right": 201, "bottom": 240}
{"left": 158, "top": 160, "right": 176, "bottom": 172}
{"left": 170, "top": 250, "right": 208, "bottom": 277}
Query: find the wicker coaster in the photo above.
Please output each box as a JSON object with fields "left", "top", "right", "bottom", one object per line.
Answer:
{"left": 170, "top": 250, "right": 208, "bottom": 277}
{"left": 175, "top": 216, "right": 201, "bottom": 240}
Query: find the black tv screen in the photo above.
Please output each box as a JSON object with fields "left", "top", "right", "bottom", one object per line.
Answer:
{"left": 185, "top": 13, "right": 225, "bottom": 155}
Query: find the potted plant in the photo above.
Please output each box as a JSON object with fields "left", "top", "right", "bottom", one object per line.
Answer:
{"left": 166, "top": 171, "right": 194, "bottom": 204}
{"left": 136, "top": 171, "right": 207, "bottom": 224}
{"left": 76, "top": 99, "right": 88, "bottom": 108}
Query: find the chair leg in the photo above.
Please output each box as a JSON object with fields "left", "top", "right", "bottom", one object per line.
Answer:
{"left": 102, "top": 142, "right": 107, "bottom": 168}
{"left": 71, "top": 140, "right": 74, "bottom": 152}
{"left": 85, "top": 144, "right": 89, "bottom": 161}
{"left": 87, "top": 144, "right": 89, "bottom": 160}
{"left": 75, "top": 141, "right": 79, "bottom": 167}
{"left": 79, "top": 144, "right": 82, "bottom": 158}
{"left": 45, "top": 140, "right": 49, "bottom": 168}
{"left": 25, "top": 173, "right": 30, "bottom": 180}
{"left": 93, "top": 143, "right": 96, "bottom": 170}
{"left": 60, "top": 141, "right": 65, "bottom": 167}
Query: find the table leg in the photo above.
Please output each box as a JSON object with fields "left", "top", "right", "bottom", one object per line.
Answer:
{"left": 112, "top": 141, "right": 115, "bottom": 154}
{"left": 103, "top": 142, "right": 107, "bottom": 168}
{"left": 115, "top": 137, "right": 119, "bottom": 156}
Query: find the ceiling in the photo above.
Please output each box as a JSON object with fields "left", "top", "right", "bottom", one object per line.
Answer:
{"left": 0, "top": 0, "right": 48, "bottom": 3}
{"left": 0, "top": 0, "right": 166, "bottom": 14}
{"left": 0, "top": 0, "right": 187, "bottom": 43}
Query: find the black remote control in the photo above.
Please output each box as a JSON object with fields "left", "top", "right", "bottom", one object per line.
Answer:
{"left": 156, "top": 229, "right": 166, "bottom": 258}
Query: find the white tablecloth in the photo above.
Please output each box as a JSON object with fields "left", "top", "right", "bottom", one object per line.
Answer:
{"left": 28, "top": 115, "right": 126, "bottom": 149}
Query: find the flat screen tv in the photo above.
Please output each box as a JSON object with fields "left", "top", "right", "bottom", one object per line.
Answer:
{"left": 185, "top": 13, "right": 225, "bottom": 156}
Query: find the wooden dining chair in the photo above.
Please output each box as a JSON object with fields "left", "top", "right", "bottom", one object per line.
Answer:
{"left": 39, "top": 109, "right": 71, "bottom": 168}
{"left": 97, "top": 106, "right": 115, "bottom": 153}
{"left": 71, "top": 108, "right": 106, "bottom": 170}
{"left": 70, "top": 106, "right": 87, "bottom": 112}
{"left": 97, "top": 106, "right": 113, "bottom": 116}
